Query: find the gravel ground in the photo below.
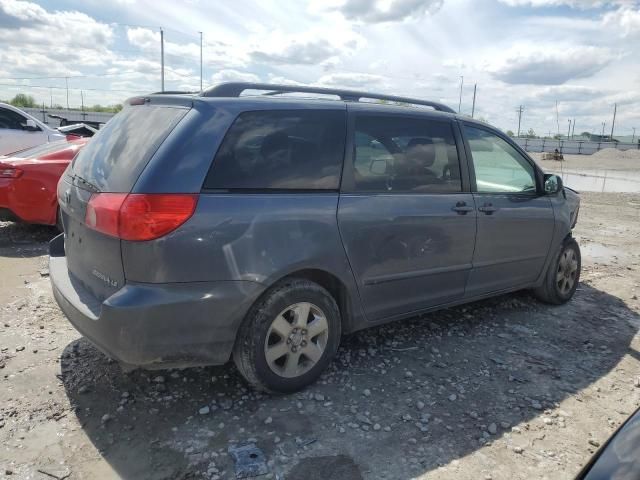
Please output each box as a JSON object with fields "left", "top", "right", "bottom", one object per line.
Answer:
{"left": 1, "top": 191, "right": 640, "bottom": 480}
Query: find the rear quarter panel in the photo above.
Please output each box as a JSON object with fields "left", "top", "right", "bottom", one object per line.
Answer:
{"left": 4, "top": 160, "right": 69, "bottom": 224}
{"left": 122, "top": 194, "right": 350, "bottom": 281}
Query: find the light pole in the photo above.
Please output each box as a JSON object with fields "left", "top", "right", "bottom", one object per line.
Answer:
{"left": 160, "top": 27, "right": 165, "bottom": 92}
{"left": 471, "top": 83, "right": 477, "bottom": 118}
{"left": 199, "top": 31, "right": 203, "bottom": 93}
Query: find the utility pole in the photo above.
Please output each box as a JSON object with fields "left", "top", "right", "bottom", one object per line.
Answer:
{"left": 199, "top": 31, "right": 203, "bottom": 92}
{"left": 81, "top": 91, "right": 86, "bottom": 121}
{"left": 65, "top": 76, "right": 69, "bottom": 110}
{"left": 49, "top": 87, "right": 53, "bottom": 108}
{"left": 458, "top": 76, "right": 463, "bottom": 113}
{"left": 633, "top": 127, "right": 636, "bottom": 143}
{"left": 567, "top": 119, "right": 571, "bottom": 140}
{"left": 471, "top": 83, "right": 477, "bottom": 118}
{"left": 610, "top": 103, "right": 617, "bottom": 141}
{"left": 571, "top": 118, "right": 575, "bottom": 139}
{"left": 516, "top": 105, "right": 524, "bottom": 137}
{"left": 160, "top": 27, "right": 165, "bottom": 92}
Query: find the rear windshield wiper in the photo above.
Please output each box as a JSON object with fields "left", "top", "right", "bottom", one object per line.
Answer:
{"left": 70, "top": 173, "right": 101, "bottom": 193}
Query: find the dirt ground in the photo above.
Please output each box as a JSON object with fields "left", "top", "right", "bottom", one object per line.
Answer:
{"left": 1, "top": 184, "right": 640, "bottom": 478}
{"left": 530, "top": 148, "right": 640, "bottom": 171}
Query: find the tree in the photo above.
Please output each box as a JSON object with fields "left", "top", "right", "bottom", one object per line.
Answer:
{"left": 526, "top": 128, "right": 537, "bottom": 139}
{"left": 506, "top": 130, "right": 515, "bottom": 137}
{"left": 10, "top": 94, "right": 36, "bottom": 108}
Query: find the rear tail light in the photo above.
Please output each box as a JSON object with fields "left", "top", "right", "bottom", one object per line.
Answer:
{"left": 85, "top": 193, "right": 198, "bottom": 241}
{"left": 0, "top": 163, "right": 23, "bottom": 178}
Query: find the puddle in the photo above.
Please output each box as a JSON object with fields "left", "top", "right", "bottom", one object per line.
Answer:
{"left": 548, "top": 169, "right": 640, "bottom": 193}
{"left": 581, "top": 242, "right": 625, "bottom": 262}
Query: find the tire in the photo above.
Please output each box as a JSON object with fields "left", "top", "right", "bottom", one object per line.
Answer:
{"left": 534, "top": 237, "right": 581, "bottom": 305}
{"left": 233, "top": 278, "right": 341, "bottom": 394}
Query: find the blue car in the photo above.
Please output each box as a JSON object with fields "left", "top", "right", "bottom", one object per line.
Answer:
{"left": 50, "top": 82, "right": 581, "bottom": 393}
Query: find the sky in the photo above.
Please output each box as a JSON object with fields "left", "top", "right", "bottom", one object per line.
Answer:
{"left": 0, "top": 0, "right": 639, "bottom": 137}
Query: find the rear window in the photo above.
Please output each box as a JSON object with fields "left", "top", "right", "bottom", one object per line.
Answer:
{"left": 204, "top": 109, "right": 346, "bottom": 190}
{"left": 71, "top": 105, "right": 188, "bottom": 192}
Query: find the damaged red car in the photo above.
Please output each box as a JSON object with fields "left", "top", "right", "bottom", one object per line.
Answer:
{"left": 0, "top": 138, "right": 88, "bottom": 229}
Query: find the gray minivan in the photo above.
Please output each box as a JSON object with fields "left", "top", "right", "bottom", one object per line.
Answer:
{"left": 50, "top": 82, "right": 581, "bottom": 393}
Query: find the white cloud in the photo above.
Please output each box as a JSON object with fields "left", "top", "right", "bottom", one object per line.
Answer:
{"left": 247, "top": 27, "right": 364, "bottom": 66}
{"left": 498, "top": 0, "right": 634, "bottom": 7}
{"left": 0, "top": 0, "right": 115, "bottom": 79}
{"left": 250, "top": 38, "right": 338, "bottom": 65}
{"left": 0, "top": 0, "right": 112, "bottom": 47}
{"left": 317, "top": 72, "right": 386, "bottom": 89}
{"left": 126, "top": 27, "right": 247, "bottom": 69}
{"left": 603, "top": 7, "right": 640, "bottom": 35}
{"left": 319, "top": 0, "right": 443, "bottom": 23}
{"left": 487, "top": 45, "right": 613, "bottom": 85}
{"left": 211, "top": 69, "right": 261, "bottom": 83}
{"left": 526, "top": 85, "right": 605, "bottom": 103}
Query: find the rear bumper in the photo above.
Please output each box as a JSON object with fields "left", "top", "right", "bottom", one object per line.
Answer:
{"left": 49, "top": 234, "right": 265, "bottom": 369}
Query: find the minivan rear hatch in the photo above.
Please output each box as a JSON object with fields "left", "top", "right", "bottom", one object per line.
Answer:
{"left": 58, "top": 102, "right": 189, "bottom": 301}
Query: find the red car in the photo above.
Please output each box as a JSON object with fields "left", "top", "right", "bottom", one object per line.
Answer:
{"left": 0, "top": 138, "right": 88, "bottom": 229}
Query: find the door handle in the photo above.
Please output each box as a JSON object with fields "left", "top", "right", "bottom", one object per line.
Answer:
{"left": 452, "top": 202, "right": 474, "bottom": 215}
{"left": 478, "top": 204, "right": 498, "bottom": 215}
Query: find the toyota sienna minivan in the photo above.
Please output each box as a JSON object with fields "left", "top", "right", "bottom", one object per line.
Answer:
{"left": 50, "top": 82, "right": 580, "bottom": 393}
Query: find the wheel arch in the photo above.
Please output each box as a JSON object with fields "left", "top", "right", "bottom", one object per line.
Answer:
{"left": 275, "top": 268, "right": 358, "bottom": 334}
{"left": 242, "top": 268, "right": 361, "bottom": 336}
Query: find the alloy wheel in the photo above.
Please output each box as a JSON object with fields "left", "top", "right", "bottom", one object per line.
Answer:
{"left": 556, "top": 248, "right": 579, "bottom": 295}
{"left": 264, "top": 302, "right": 329, "bottom": 378}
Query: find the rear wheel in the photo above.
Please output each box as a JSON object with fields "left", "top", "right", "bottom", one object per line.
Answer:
{"left": 233, "top": 278, "right": 341, "bottom": 393}
{"left": 534, "top": 238, "right": 581, "bottom": 304}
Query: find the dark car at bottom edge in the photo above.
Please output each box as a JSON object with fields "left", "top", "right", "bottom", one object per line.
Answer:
{"left": 49, "top": 82, "right": 581, "bottom": 393}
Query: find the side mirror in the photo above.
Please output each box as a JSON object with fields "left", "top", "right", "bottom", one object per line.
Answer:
{"left": 544, "top": 174, "right": 563, "bottom": 195}
{"left": 23, "top": 119, "right": 40, "bottom": 132}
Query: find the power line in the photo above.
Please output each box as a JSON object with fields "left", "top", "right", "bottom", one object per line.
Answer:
{"left": 0, "top": 82, "right": 148, "bottom": 94}
{"left": 0, "top": 70, "right": 158, "bottom": 81}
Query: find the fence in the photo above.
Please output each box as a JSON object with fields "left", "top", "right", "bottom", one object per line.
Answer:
{"left": 22, "top": 107, "right": 115, "bottom": 128}
{"left": 513, "top": 137, "right": 640, "bottom": 155}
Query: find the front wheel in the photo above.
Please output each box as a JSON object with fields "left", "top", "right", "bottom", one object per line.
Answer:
{"left": 233, "top": 278, "right": 341, "bottom": 393}
{"left": 534, "top": 238, "right": 581, "bottom": 304}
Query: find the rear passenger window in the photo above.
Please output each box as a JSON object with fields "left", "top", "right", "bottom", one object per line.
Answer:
{"left": 204, "top": 110, "right": 346, "bottom": 190}
{"left": 352, "top": 115, "right": 462, "bottom": 193}
{"left": 0, "top": 108, "right": 27, "bottom": 130}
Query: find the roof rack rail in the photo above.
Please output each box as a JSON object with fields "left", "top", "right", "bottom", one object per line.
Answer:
{"left": 200, "top": 82, "right": 456, "bottom": 114}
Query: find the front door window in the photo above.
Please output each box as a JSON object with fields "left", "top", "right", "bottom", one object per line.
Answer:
{"left": 464, "top": 126, "right": 536, "bottom": 193}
